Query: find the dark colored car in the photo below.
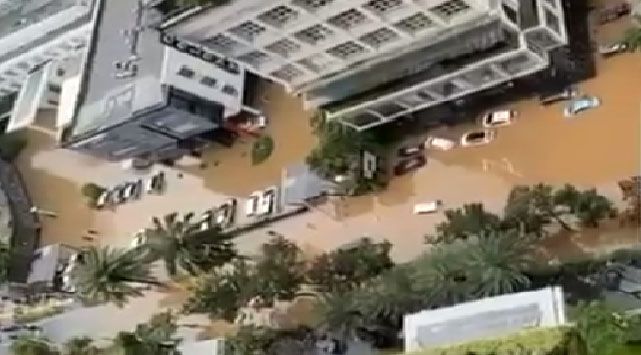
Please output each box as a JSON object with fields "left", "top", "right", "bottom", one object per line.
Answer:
{"left": 394, "top": 155, "right": 426, "bottom": 175}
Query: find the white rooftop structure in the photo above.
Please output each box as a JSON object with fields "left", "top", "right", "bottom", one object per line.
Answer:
{"left": 403, "top": 287, "right": 567, "bottom": 353}
{"left": 160, "top": 46, "right": 245, "bottom": 118}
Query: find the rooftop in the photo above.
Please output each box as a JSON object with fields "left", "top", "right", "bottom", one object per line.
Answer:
{"left": 0, "top": 0, "right": 95, "bottom": 64}
{"left": 71, "top": 0, "right": 166, "bottom": 136}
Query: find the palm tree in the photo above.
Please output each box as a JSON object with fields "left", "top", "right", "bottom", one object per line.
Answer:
{"left": 71, "top": 246, "right": 161, "bottom": 307}
{"left": 63, "top": 337, "right": 101, "bottom": 355}
{"left": 317, "top": 292, "right": 365, "bottom": 341}
{"left": 412, "top": 244, "right": 472, "bottom": 306}
{"left": 467, "top": 230, "right": 534, "bottom": 297}
{"left": 428, "top": 203, "right": 502, "bottom": 244}
{"left": 10, "top": 335, "right": 59, "bottom": 355}
{"left": 141, "top": 213, "right": 238, "bottom": 277}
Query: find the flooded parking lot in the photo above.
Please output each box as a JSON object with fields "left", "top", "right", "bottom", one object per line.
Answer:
{"left": 12, "top": 17, "right": 641, "bottom": 262}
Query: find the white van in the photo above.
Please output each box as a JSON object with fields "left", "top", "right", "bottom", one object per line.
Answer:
{"left": 413, "top": 200, "right": 442, "bottom": 214}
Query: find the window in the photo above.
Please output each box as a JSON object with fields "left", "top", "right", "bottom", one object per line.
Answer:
{"left": 363, "top": 0, "right": 404, "bottom": 15}
{"left": 294, "top": 24, "right": 334, "bottom": 45}
{"left": 229, "top": 21, "right": 267, "bottom": 41}
{"left": 326, "top": 41, "right": 368, "bottom": 60}
{"left": 327, "top": 9, "right": 369, "bottom": 30}
{"left": 502, "top": 4, "right": 518, "bottom": 25}
{"left": 257, "top": 6, "right": 299, "bottom": 28}
{"left": 270, "top": 64, "right": 305, "bottom": 82}
{"left": 48, "top": 84, "right": 62, "bottom": 94}
{"left": 544, "top": 9, "right": 560, "bottom": 34}
{"left": 203, "top": 34, "right": 242, "bottom": 55}
{"left": 177, "top": 66, "right": 195, "bottom": 78}
{"left": 236, "top": 51, "right": 270, "bottom": 67}
{"left": 200, "top": 76, "right": 217, "bottom": 88}
{"left": 359, "top": 28, "right": 399, "bottom": 48}
{"left": 429, "top": 0, "right": 471, "bottom": 20}
{"left": 394, "top": 12, "right": 433, "bottom": 34}
{"left": 222, "top": 84, "right": 238, "bottom": 96}
{"left": 264, "top": 39, "right": 301, "bottom": 58}
{"left": 292, "top": 0, "right": 335, "bottom": 12}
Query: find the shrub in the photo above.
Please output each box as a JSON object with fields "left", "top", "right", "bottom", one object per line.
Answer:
{"left": 80, "top": 183, "right": 105, "bottom": 207}
{"left": 251, "top": 135, "right": 274, "bottom": 165}
{"left": 0, "top": 133, "right": 27, "bottom": 162}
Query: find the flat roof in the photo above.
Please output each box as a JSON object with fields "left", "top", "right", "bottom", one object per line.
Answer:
{"left": 71, "top": 0, "right": 166, "bottom": 136}
{"left": 0, "top": 0, "right": 95, "bottom": 64}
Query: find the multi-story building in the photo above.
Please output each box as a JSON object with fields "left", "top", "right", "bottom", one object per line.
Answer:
{"left": 162, "top": 0, "right": 568, "bottom": 130}
{"left": 0, "top": 0, "right": 96, "bottom": 98}
{"left": 59, "top": 0, "right": 258, "bottom": 162}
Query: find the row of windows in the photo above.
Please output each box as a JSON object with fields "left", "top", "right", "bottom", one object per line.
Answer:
{"left": 176, "top": 65, "right": 239, "bottom": 96}
{"left": 226, "top": 0, "right": 471, "bottom": 43}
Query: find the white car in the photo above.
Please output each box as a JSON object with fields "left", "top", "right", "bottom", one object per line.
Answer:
{"left": 214, "top": 198, "right": 237, "bottom": 227}
{"left": 425, "top": 137, "right": 455, "bottom": 151}
{"left": 199, "top": 210, "right": 213, "bottom": 231}
{"left": 245, "top": 191, "right": 262, "bottom": 217}
{"left": 96, "top": 190, "right": 111, "bottom": 208}
{"left": 257, "top": 187, "right": 277, "bottom": 216}
{"left": 481, "top": 109, "right": 517, "bottom": 128}
{"left": 413, "top": 200, "right": 442, "bottom": 214}
{"left": 460, "top": 130, "right": 496, "bottom": 147}
{"left": 564, "top": 95, "right": 601, "bottom": 117}
{"left": 61, "top": 253, "right": 83, "bottom": 293}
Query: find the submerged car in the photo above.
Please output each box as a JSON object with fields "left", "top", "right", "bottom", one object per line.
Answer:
{"left": 599, "top": 42, "right": 627, "bottom": 57}
{"left": 481, "top": 109, "right": 517, "bottom": 128}
{"left": 394, "top": 155, "right": 426, "bottom": 175}
{"left": 245, "top": 191, "right": 262, "bottom": 217}
{"left": 460, "top": 130, "right": 495, "bottom": 147}
{"left": 425, "top": 137, "right": 455, "bottom": 151}
{"left": 214, "top": 198, "right": 238, "bottom": 227}
{"left": 258, "top": 187, "right": 277, "bottom": 216}
{"left": 539, "top": 86, "right": 578, "bottom": 105}
{"left": 564, "top": 95, "right": 601, "bottom": 117}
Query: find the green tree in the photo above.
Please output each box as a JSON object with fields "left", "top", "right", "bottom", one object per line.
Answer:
{"left": 307, "top": 238, "right": 393, "bottom": 292}
{"left": 71, "top": 246, "right": 161, "bottom": 307}
{"left": 427, "top": 203, "right": 501, "bottom": 244}
{"left": 317, "top": 292, "right": 364, "bottom": 341}
{"left": 63, "top": 337, "right": 101, "bottom": 355}
{"left": 572, "top": 300, "right": 640, "bottom": 355}
{"left": 10, "top": 336, "right": 59, "bottom": 355}
{"left": 142, "top": 213, "right": 238, "bottom": 277}
{"left": 114, "top": 312, "right": 181, "bottom": 355}
{"left": 182, "top": 260, "right": 258, "bottom": 322}
{"left": 574, "top": 188, "right": 615, "bottom": 228}
{"left": 254, "top": 236, "right": 305, "bottom": 300}
{"left": 467, "top": 230, "right": 534, "bottom": 297}
{"left": 412, "top": 244, "right": 472, "bottom": 306}
{"left": 623, "top": 25, "right": 641, "bottom": 51}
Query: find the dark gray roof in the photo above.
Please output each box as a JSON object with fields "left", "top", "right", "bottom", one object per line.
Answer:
{"left": 282, "top": 164, "right": 336, "bottom": 206}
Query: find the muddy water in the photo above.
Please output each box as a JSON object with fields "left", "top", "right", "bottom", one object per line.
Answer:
{"left": 13, "top": 18, "right": 641, "bottom": 262}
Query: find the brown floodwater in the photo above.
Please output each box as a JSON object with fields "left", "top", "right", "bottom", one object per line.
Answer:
{"left": 13, "top": 17, "right": 641, "bottom": 262}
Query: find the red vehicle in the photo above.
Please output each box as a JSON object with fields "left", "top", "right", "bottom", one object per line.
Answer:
{"left": 394, "top": 155, "right": 426, "bottom": 175}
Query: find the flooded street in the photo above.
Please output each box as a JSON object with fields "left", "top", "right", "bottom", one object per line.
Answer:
{"left": 12, "top": 18, "right": 641, "bottom": 262}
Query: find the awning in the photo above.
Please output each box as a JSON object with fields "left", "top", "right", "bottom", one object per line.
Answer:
{"left": 6, "top": 62, "right": 52, "bottom": 132}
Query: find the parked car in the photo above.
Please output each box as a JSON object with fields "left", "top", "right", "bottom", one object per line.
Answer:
{"left": 199, "top": 210, "right": 213, "bottom": 231}
{"left": 599, "top": 42, "right": 628, "bottom": 57}
{"left": 96, "top": 190, "right": 111, "bottom": 208}
{"left": 539, "top": 86, "right": 578, "bottom": 105}
{"left": 425, "top": 137, "right": 455, "bottom": 151}
{"left": 413, "top": 200, "right": 442, "bottom": 214}
{"left": 147, "top": 172, "right": 166, "bottom": 194}
{"left": 460, "top": 130, "right": 495, "bottom": 147}
{"left": 132, "top": 179, "right": 143, "bottom": 199}
{"left": 61, "top": 253, "right": 83, "bottom": 293}
{"left": 214, "top": 198, "right": 237, "bottom": 227}
{"left": 258, "top": 187, "right": 277, "bottom": 216}
{"left": 481, "top": 109, "right": 517, "bottom": 128}
{"left": 245, "top": 191, "right": 262, "bottom": 217}
{"left": 130, "top": 229, "right": 146, "bottom": 248}
{"left": 564, "top": 95, "right": 601, "bottom": 117}
{"left": 123, "top": 182, "right": 135, "bottom": 200}
{"left": 394, "top": 155, "right": 426, "bottom": 175}
{"left": 398, "top": 143, "right": 425, "bottom": 157}
{"left": 111, "top": 185, "right": 126, "bottom": 204}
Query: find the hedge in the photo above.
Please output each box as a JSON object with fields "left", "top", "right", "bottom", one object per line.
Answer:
{"left": 404, "top": 327, "right": 587, "bottom": 355}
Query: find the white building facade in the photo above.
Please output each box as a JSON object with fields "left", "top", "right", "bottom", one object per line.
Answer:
{"left": 0, "top": 0, "right": 96, "bottom": 99}
{"left": 162, "top": 0, "right": 568, "bottom": 130}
